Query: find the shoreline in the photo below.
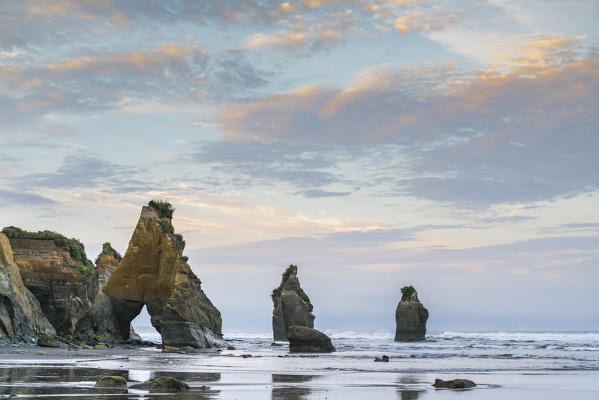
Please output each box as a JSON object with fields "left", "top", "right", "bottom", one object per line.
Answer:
{"left": 1, "top": 344, "right": 598, "bottom": 399}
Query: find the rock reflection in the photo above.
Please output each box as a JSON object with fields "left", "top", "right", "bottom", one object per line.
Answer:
{"left": 398, "top": 390, "right": 423, "bottom": 400}
{"left": 396, "top": 374, "right": 425, "bottom": 400}
{"left": 271, "top": 374, "right": 313, "bottom": 400}
{"left": 0, "top": 366, "right": 220, "bottom": 399}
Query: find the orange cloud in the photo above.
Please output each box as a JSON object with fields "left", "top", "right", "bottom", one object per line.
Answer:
{"left": 216, "top": 33, "right": 597, "bottom": 145}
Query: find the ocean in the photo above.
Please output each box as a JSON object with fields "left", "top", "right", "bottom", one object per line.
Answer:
{"left": 1, "top": 330, "right": 598, "bottom": 399}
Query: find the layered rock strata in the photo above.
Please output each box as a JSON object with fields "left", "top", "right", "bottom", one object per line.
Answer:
{"left": 271, "top": 265, "right": 315, "bottom": 341}
{"left": 6, "top": 235, "right": 93, "bottom": 336}
{"left": 394, "top": 285, "right": 429, "bottom": 342}
{"left": 0, "top": 233, "right": 54, "bottom": 339}
{"left": 76, "top": 202, "right": 225, "bottom": 348}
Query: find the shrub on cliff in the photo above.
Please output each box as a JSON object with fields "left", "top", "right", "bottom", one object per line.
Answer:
{"left": 95, "top": 242, "right": 122, "bottom": 264}
{"left": 400, "top": 285, "right": 416, "bottom": 301}
{"left": 149, "top": 200, "right": 174, "bottom": 219}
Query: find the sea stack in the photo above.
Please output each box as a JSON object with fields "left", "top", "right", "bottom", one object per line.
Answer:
{"left": 394, "top": 285, "right": 429, "bottom": 342}
{"left": 271, "top": 265, "right": 315, "bottom": 341}
{"left": 0, "top": 233, "right": 54, "bottom": 339}
{"left": 90, "top": 242, "right": 122, "bottom": 299}
{"left": 76, "top": 201, "right": 226, "bottom": 348}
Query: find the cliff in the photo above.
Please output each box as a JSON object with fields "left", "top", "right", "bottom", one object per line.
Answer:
{"left": 2, "top": 227, "right": 94, "bottom": 336}
{"left": 0, "top": 233, "right": 54, "bottom": 339}
{"left": 394, "top": 285, "right": 429, "bottom": 342}
{"left": 76, "top": 201, "right": 225, "bottom": 348}
{"left": 272, "top": 265, "right": 315, "bottom": 341}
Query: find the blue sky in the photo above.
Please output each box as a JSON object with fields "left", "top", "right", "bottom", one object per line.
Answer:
{"left": 1, "top": 0, "right": 598, "bottom": 332}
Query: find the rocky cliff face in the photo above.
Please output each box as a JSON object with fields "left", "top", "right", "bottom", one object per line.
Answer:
{"left": 394, "top": 286, "right": 428, "bottom": 342}
{"left": 272, "top": 265, "right": 315, "bottom": 341}
{"left": 6, "top": 236, "right": 92, "bottom": 336}
{"left": 0, "top": 233, "right": 54, "bottom": 339}
{"left": 76, "top": 202, "right": 225, "bottom": 348}
{"left": 90, "top": 243, "right": 121, "bottom": 299}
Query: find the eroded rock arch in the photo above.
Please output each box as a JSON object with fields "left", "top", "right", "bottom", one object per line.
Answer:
{"left": 76, "top": 204, "right": 225, "bottom": 348}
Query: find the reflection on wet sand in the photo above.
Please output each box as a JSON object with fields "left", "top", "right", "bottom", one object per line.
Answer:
{"left": 396, "top": 374, "right": 426, "bottom": 400}
{"left": 272, "top": 374, "right": 313, "bottom": 400}
{"left": 0, "top": 366, "right": 220, "bottom": 399}
{"left": 398, "top": 390, "right": 423, "bottom": 400}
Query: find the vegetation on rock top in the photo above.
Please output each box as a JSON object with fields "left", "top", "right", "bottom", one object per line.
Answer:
{"left": 95, "top": 242, "right": 122, "bottom": 264}
{"left": 401, "top": 285, "right": 416, "bottom": 301}
{"left": 2, "top": 226, "right": 94, "bottom": 280}
{"left": 150, "top": 201, "right": 186, "bottom": 254}
{"left": 271, "top": 264, "right": 313, "bottom": 309}
{"left": 149, "top": 200, "right": 174, "bottom": 219}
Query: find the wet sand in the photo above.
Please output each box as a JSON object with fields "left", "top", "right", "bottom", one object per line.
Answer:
{"left": 1, "top": 345, "right": 598, "bottom": 399}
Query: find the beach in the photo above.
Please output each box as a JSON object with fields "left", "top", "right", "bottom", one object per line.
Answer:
{"left": 1, "top": 331, "right": 598, "bottom": 399}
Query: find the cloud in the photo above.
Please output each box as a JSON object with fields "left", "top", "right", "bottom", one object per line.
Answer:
{"left": 244, "top": 10, "right": 359, "bottom": 54}
{"left": 0, "top": 43, "right": 271, "bottom": 129}
{"left": 206, "top": 50, "right": 270, "bottom": 99}
{"left": 190, "top": 141, "right": 354, "bottom": 194}
{"left": 242, "top": 1, "right": 462, "bottom": 54}
{"left": 0, "top": 154, "right": 17, "bottom": 163}
{"left": 0, "top": 1, "right": 286, "bottom": 50}
{"left": 0, "top": 43, "right": 210, "bottom": 127}
{"left": 0, "top": 189, "right": 56, "bottom": 205}
{"left": 15, "top": 153, "right": 147, "bottom": 192}
{"left": 295, "top": 189, "right": 352, "bottom": 198}
{"left": 214, "top": 35, "right": 599, "bottom": 205}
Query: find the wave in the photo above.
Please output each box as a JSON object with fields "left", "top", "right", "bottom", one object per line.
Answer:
{"left": 437, "top": 331, "right": 599, "bottom": 343}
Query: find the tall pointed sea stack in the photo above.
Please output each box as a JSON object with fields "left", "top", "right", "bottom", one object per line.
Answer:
{"left": 271, "top": 265, "right": 315, "bottom": 341}
{"left": 76, "top": 201, "right": 225, "bottom": 348}
{"left": 0, "top": 233, "right": 54, "bottom": 339}
{"left": 394, "top": 285, "right": 428, "bottom": 342}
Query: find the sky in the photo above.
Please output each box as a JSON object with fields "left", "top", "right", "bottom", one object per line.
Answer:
{"left": 1, "top": 0, "right": 598, "bottom": 333}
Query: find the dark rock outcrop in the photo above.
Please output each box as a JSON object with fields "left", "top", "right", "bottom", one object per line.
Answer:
{"left": 2, "top": 227, "right": 94, "bottom": 336}
{"left": 271, "top": 265, "right": 315, "bottom": 341}
{"left": 433, "top": 378, "right": 476, "bottom": 389}
{"left": 131, "top": 377, "right": 189, "bottom": 391}
{"left": 0, "top": 233, "right": 54, "bottom": 339}
{"left": 90, "top": 242, "right": 121, "bottom": 299}
{"left": 288, "top": 326, "right": 335, "bottom": 353}
{"left": 37, "top": 331, "right": 60, "bottom": 347}
{"left": 95, "top": 375, "right": 127, "bottom": 388}
{"left": 76, "top": 201, "right": 225, "bottom": 348}
{"left": 394, "top": 285, "right": 428, "bottom": 342}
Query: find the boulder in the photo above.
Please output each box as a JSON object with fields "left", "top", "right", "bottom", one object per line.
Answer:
{"left": 394, "top": 285, "right": 428, "bottom": 342}
{"left": 131, "top": 377, "right": 189, "bottom": 391}
{"left": 36, "top": 331, "right": 60, "bottom": 347}
{"left": 0, "top": 233, "right": 54, "bottom": 340}
{"left": 271, "top": 265, "right": 315, "bottom": 341}
{"left": 433, "top": 378, "right": 476, "bottom": 389}
{"left": 2, "top": 227, "right": 94, "bottom": 336}
{"left": 288, "top": 326, "right": 335, "bottom": 353}
{"left": 76, "top": 201, "right": 226, "bottom": 349}
{"left": 95, "top": 375, "right": 127, "bottom": 389}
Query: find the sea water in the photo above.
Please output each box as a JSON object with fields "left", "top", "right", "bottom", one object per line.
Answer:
{"left": 1, "top": 331, "right": 598, "bottom": 399}
{"left": 134, "top": 330, "right": 599, "bottom": 373}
